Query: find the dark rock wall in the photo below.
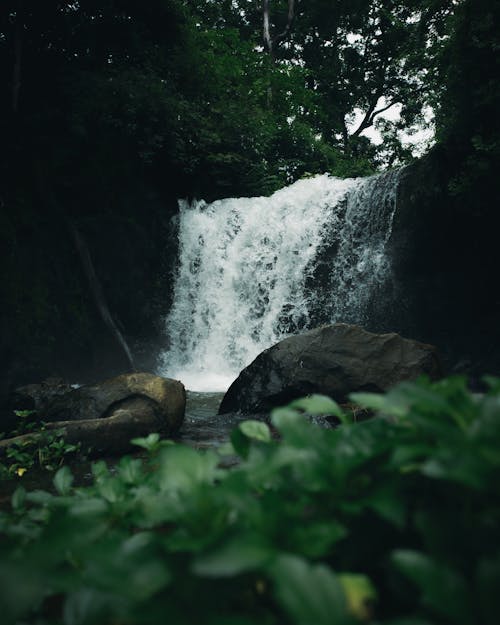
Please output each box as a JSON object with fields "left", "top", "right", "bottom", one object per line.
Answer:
{"left": 0, "top": 177, "right": 179, "bottom": 403}
{"left": 385, "top": 147, "right": 500, "bottom": 376}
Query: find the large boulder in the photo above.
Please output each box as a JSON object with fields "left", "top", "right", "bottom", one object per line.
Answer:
{"left": 42, "top": 372, "right": 185, "bottom": 429}
{"left": 3, "top": 373, "right": 186, "bottom": 457}
{"left": 219, "top": 323, "right": 441, "bottom": 414}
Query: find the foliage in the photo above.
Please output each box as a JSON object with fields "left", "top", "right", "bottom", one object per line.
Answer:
{"left": 0, "top": 411, "right": 81, "bottom": 479}
{"left": 0, "top": 377, "right": 499, "bottom": 624}
{"left": 433, "top": 0, "right": 500, "bottom": 206}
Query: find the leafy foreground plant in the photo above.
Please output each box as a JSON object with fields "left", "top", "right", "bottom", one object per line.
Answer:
{"left": 0, "top": 377, "right": 499, "bottom": 625}
{"left": 0, "top": 411, "right": 81, "bottom": 479}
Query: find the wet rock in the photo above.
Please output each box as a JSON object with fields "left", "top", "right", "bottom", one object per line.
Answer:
{"left": 9, "top": 378, "right": 74, "bottom": 415}
{"left": 219, "top": 323, "right": 441, "bottom": 414}
{"left": 43, "top": 372, "right": 185, "bottom": 431}
{"left": 3, "top": 373, "right": 186, "bottom": 457}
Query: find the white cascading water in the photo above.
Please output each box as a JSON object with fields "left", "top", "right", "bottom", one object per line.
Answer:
{"left": 159, "top": 171, "right": 400, "bottom": 391}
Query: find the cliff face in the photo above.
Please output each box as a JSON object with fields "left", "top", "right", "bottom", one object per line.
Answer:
{"left": 0, "top": 177, "right": 180, "bottom": 400}
{"left": 385, "top": 147, "right": 500, "bottom": 376}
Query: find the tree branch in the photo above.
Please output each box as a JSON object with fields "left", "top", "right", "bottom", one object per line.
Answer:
{"left": 263, "top": 0, "right": 273, "bottom": 54}
{"left": 272, "top": 0, "right": 295, "bottom": 47}
{"left": 351, "top": 97, "right": 398, "bottom": 137}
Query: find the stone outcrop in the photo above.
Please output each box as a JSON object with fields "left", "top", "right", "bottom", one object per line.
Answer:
{"left": 41, "top": 372, "right": 185, "bottom": 428}
{"left": 2, "top": 373, "right": 186, "bottom": 457}
{"left": 219, "top": 323, "right": 441, "bottom": 414}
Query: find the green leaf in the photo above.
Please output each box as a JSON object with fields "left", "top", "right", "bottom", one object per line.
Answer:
{"left": 63, "top": 587, "right": 121, "bottom": 625}
{"left": 270, "top": 406, "right": 301, "bottom": 429}
{"left": 230, "top": 428, "right": 250, "bottom": 459}
{"left": 11, "top": 486, "right": 26, "bottom": 511}
{"left": 269, "top": 554, "right": 351, "bottom": 625}
{"left": 338, "top": 573, "right": 378, "bottom": 622}
{"left": 239, "top": 420, "right": 271, "bottom": 443}
{"left": 289, "top": 521, "right": 348, "bottom": 558}
{"left": 193, "top": 536, "right": 273, "bottom": 577}
{"left": 96, "top": 478, "right": 125, "bottom": 504}
{"left": 391, "top": 550, "right": 473, "bottom": 624}
{"left": 131, "top": 433, "right": 160, "bottom": 452}
{"left": 290, "top": 395, "right": 345, "bottom": 420}
{"left": 231, "top": 420, "right": 271, "bottom": 459}
{"left": 91, "top": 461, "right": 109, "bottom": 481}
{"left": 157, "top": 445, "right": 219, "bottom": 493}
{"left": 349, "top": 391, "right": 406, "bottom": 417}
{"left": 117, "top": 456, "right": 143, "bottom": 485}
{"left": 54, "top": 466, "right": 74, "bottom": 496}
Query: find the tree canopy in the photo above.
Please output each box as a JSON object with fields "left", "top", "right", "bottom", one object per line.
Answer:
{"left": 1, "top": 0, "right": 484, "bottom": 199}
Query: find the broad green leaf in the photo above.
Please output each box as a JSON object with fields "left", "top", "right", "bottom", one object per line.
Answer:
{"left": 63, "top": 587, "right": 123, "bottom": 625}
{"left": 216, "top": 441, "right": 236, "bottom": 456}
{"left": 230, "top": 427, "right": 251, "bottom": 459}
{"left": 26, "top": 489, "right": 54, "bottom": 506}
{"left": 157, "top": 445, "right": 219, "bottom": 493}
{"left": 239, "top": 420, "right": 271, "bottom": 443}
{"left": 117, "top": 456, "right": 143, "bottom": 485}
{"left": 91, "top": 460, "right": 109, "bottom": 481}
{"left": 193, "top": 536, "right": 273, "bottom": 577}
{"left": 270, "top": 406, "right": 301, "bottom": 429}
{"left": 54, "top": 466, "right": 74, "bottom": 496}
{"left": 131, "top": 433, "right": 160, "bottom": 452}
{"left": 290, "top": 395, "right": 345, "bottom": 420}
{"left": 349, "top": 391, "right": 407, "bottom": 417}
{"left": 69, "top": 498, "right": 109, "bottom": 517}
{"left": 231, "top": 420, "right": 271, "bottom": 459}
{"left": 80, "top": 534, "right": 171, "bottom": 601}
{"left": 96, "top": 477, "right": 125, "bottom": 503}
{"left": 391, "top": 550, "right": 473, "bottom": 624}
{"left": 289, "top": 520, "right": 348, "bottom": 558}
{"left": 268, "top": 554, "right": 351, "bottom": 625}
{"left": 0, "top": 561, "right": 47, "bottom": 624}
{"left": 11, "top": 486, "right": 26, "bottom": 511}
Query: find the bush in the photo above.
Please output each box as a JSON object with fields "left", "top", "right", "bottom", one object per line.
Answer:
{"left": 0, "top": 377, "right": 499, "bottom": 624}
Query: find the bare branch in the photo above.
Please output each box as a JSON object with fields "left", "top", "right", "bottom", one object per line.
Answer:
{"left": 263, "top": 0, "right": 273, "bottom": 54}
{"left": 351, "top": 97, "right": 398, "bottom": 137}
{"left": 272, "top": 0, "right": 295, "bottom": 47}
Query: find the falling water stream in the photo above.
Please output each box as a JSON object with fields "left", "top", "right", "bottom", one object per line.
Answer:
{"left": 159, "top": 171, "right": 400, "bottom": 395}
{"left": 157, "top": 171, "right": 401, "bottom": 443}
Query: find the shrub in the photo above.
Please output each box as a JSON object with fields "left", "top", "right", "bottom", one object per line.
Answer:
{"left": 0, "top": 376, "right": 499, "bottom": 624}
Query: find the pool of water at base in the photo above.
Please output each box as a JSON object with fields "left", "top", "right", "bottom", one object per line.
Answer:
{"left": 177, "top": 390, "right": 248, "bottom": 448}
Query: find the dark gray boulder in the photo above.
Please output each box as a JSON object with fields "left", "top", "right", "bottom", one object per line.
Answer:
{"left": 219, "top": 323, "right": 441, "bottom": 414}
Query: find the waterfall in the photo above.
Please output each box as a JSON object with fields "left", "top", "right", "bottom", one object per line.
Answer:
{"left": 159, "top": 171, "right": 400, "bottom": 391}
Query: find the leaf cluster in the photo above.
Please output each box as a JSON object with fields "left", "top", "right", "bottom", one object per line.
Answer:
{"left": 1, "top": 377, "right": 499, "bottom": 624}
{"left": 0, "top": 412, "right": 81, "bottom": 479}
